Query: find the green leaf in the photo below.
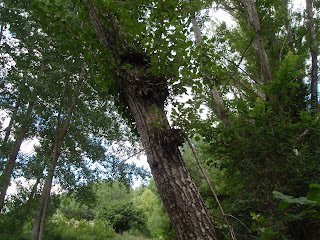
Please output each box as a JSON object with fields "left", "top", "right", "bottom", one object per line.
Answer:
{"left": 124, "top": 63, "right": 132, "bottom": 69}
{"left": 309, "top": 183, "right": 320, "bottom": 189}
{"left": 194, "top": 136, "right": 201, "bottom": 141}
{"left": 273, "top": 191, "right": 294, "bottom": 202}
{"left": 278, "top": 201, "right": 292, "bottom": 210}
{"left": 293, "top": 197, "right": 316, "bottom": 205}
{"left": 306, "top": 184, "right": 320, "bottom": 203}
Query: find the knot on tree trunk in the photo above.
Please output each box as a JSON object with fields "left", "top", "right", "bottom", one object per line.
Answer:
{"left": 120, "top": 50, "right": 169, "bottom": 106}
{"left": 156, "top": 128, "right": 184, "bottom": 153}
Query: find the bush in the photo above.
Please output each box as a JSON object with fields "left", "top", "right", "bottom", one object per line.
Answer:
{"left": 44, "top": 213, "right": 115, "bottom": 240}
{"left": 97, "top": 201, "right": 146, "bottom": 233}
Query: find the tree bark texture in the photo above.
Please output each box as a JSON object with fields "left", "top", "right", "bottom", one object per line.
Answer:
{"left": 88, "top": 3, "right": 222, "bottom": 239}
{"left": 121, "top": 76, "right": 220, "bottom": 240}
{"left": 242, "top": 0, "right": 273, "bottom": 83}
{"left": 0, "top": 100, "right": 35, "bottom": 212}
{"left": 306, "top": 0, "right": 319, "bottom": 112}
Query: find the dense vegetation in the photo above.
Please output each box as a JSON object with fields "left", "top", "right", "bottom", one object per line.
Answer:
{"left": 0, "top": 0, "right": 320, "bottom": 239}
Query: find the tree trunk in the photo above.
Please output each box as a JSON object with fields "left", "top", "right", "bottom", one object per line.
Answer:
{"left": 242, "top": 0, "right": 272, "bottom": 83}
{"left": 31, "top": 166, "right": 54, "bottom": 240}
{"left": 0, "top": 0, "right": 7, "bottom": 45}
{"left": 0, "top": 100, "right": 35, "bottom": 212}
{"left": 88, "top": 3, "right": 222, "bottom": 239}
{"left": 186, "top": 0, "right": 230, "bottom": 128}
{"left": 3, "top": 98, "right": 20, "bottom": 145}
{"left": 306, "top": 0, "right": 319, "bottom": 112}
{"left": 209, "top": 81, "right": 230, "bottom": 129}
{"left": 21, "top": 177, "right": 40, "bottom": 225}
{"left": 31, "top": 75, "right": 83, "bottom": 240}
{"left": 0, "top": 98, "right": 20, "bottom": 160}
{"left": 38, "top": 185, "right": 50, "bottom": 240}
{"left": 120, "top": 75, "right": 221, "bottom": 240}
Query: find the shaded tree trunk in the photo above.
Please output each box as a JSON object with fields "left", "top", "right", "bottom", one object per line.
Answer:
{"left": 242, "top": 0, "right": 272, "bottom": 83}
{"left": 88, "top": 3, "right": 222, "bottom": 239}
{"left": 306, "top": 0, "right": 319, "bottom": 112}
{"left": 0, "top": 100, "right": 35, "bottom": 212}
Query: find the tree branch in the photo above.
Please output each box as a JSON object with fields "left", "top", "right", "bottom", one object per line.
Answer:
{"left": 185, "top": 136, "right": 237, "bottom": 240}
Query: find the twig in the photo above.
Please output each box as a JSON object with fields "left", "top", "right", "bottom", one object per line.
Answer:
{"left": 225, "top": 214, "right": 255, "bottom": 238}
{"left": 279, "top": 24, "right": 290, "bottom": 61}
{"left": 112, "top": 149, "right": 145, "bottom": 176}
{"left": 223, "top": 56, "right": 262, "bottom": 86}
{"left": 232, "top": 37, "right": 253, "bottom": 77}
{"left": 185, "top": 136, "right": 237, "bottom": 240}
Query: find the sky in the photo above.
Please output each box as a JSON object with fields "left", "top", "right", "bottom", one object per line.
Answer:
{"left": 212, "top": 0, "right": 306, "bottom": 27}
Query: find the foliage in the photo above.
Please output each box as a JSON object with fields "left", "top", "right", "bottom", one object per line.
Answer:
{"left": 137, "top": 186, "right": 176, "bottom": 240}
{"left": 250, "top": 212, "right": 283, "bottom": 240}
{"left": 273, "top": 184, "right": 320, "bottom": 237}
{"left": 44, "top": 212, "right": 116, "bottom": 240}
{"left": 97, "top": 200, "right": 146, "bottom": 233}
{"left": 1, "top": 0, "right": 320, "bottom": 239}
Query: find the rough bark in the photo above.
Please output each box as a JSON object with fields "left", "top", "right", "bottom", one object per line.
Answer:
{"left": 31, "top": 75, "right": 83, "bottom": 240}
{"left": 306, "top": 0, "right": 319, "bottom": 112}
{"left": 120, "top": 75, "right": 220, "bottom": 239}
{"left": 0, "top": 100, "right": 35, "bottom": 212}
{"left": 242, "top": 0, "right": 272, "bottom": 83}
{"left": 88, "top": 3, "right": 222, "bottom": 239}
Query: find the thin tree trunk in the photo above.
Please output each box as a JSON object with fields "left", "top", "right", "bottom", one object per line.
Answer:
{"left": 306, "top": 0, "right": 319, "bottom": 112}
{"left": 21, "top": 177, "right": 41, "bottom": 225}
{"left": 242, "top": 0, "right": 273, "bottom": 83}
{"left": 0, "top": 100, "right": 35, "bottom": 212}
{"left": 31, "top": 165, "right": 55, "bottom": 240}
{"left": 88, "top": 3, "right": 222, "bottom": 239}
{"left": 3, "top": 99, "right": 20, "bottom": 145}
{"left": 0, "top": 24, "right": 4, "bottom": 45}
{"left": 209, "top": 81, "right": 230, "bottom": 129}
{"left": 31, "top": 73, "right": 84, "bottom": 240}
{"left": 186, "top": 0, "right": 230, "bottom": 128}
{"left": 0, "top": 0, "right": 6, "bottom": 45}
{"left": 0, "top": 98, "right": 20, "bottom": 160}
{"left": 38, "top": 185, "right": 50, "bottom": 240}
